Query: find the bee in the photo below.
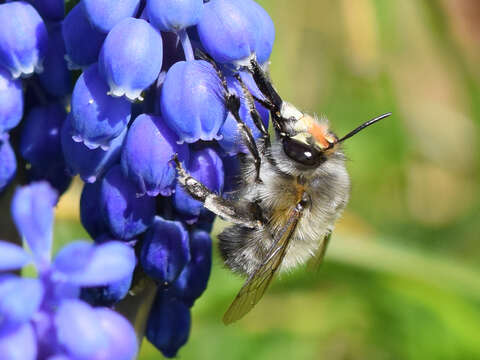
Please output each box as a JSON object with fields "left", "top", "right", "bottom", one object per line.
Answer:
{"left": 174, "top": 50, "right": 391, "bottom": 324}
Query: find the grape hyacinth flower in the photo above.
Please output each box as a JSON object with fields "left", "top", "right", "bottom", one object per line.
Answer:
{"left": 61, "top": 114, "right": 127, "bottom": 183}
{"left": 0, "top": 0, "right": 276, "bottom": 357}
{"left": 160, "top": 60, "right": 227, "bottom": 143}
{"left": 82, "top": 0, "right": 141, "bottom": 33}
{"left": 0, "top": 134, "right": 16, "bottom": 193}
{"left": 0, "top": 2, "right": 48, "bottom": 78}
{"left": 121, "top": 113, "right": 189, "bottom": 197}
{"left": 0, "top": 67, "right": 23, "bottom": 134}
{"left": 70, "top": 63, "right": 131, "bottom": 149}
{"left": 0, "top": 182, "right": 137, "bottom": 359}
{"left": 62, "top": 4, "right": 106, "bottom": 69}
{"left": 100, "top": 165, "right": 156, "bottom": 240}
{"left": 197, "top": 0, "right": 274, "bottom": 66}
{"left": 99, "top": 17, "right": 163, "bottom": 100}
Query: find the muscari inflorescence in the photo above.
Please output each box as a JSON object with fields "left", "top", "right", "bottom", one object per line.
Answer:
{"left": 0, "top": 0, "right": 274, "bottom": 358}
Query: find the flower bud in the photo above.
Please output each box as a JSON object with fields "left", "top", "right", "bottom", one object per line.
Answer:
{"left": 80, "top": 182, "right": 111, "bottom": 239}
{"left": 71, "top": 63, "right": 131, "bottom": 149}
{"left": 146, "top": 290, "right": 191, "bottom": 358}
{"left": 121, "top": 114, "right": 189, "bottom": 197}
{"left": 100, "top": 165, "right": 156, "bottom": 240}
{"left": 99, "top": 18, "right": 163, "bottom": 101}
{"left": 61, "top": 115, "right": 127, "bottom": 183}
{"left": 197, "top": 0, "right": 274, "bottom": 65}
{"left": 0, "top": 2, "right": 48, "bottom": 78}
{"left": 171, "top": 229, "right": 211, "bottom": 306}
{"left": 0, "top": 323, "right": 37, "bottom": 360}
{"left": 141, "top": 216, "right": 190, "bottom": 284}
{"left": 83, "top": 0, "right": 141, "bottom": 33}
{"left": 20, "top": 103, "right": 66, "bottom": 171}
{"left": 160, "top": 60, "right": 227, "bottom": 143}
{"left": 147, "top": 0, "right": 203, "bottom": 32}
{"left": 38, "top": 24, "right": 71, "bottom": 97}
{"left": 0, "top": 135, "right": 16, "bottom": 193}
{"left": 0, "top": 67, "right": 23, "bottom": 133}
{"left": 11, "top": 182, "right": 58, "bottom": 268}
{"left": 62, "top": 4, "right": 106, "bottom": 69}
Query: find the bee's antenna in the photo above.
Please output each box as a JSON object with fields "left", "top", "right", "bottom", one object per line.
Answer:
{"left": 336, "top": 112, "right": 392, "bottom": 144}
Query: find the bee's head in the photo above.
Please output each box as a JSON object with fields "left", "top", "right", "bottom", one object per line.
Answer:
{"left": 277, "top": 102, "right": 391, "bottom": 168}
{"left": 277, "top": 103, "right": 338, "bottom": 167}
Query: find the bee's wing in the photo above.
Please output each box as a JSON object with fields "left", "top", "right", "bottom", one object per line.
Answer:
{"left": 307, "top": 231, "right": 332, "bottom": 272}
{"left": 222, "top": 207, "right": 303, "bottom": 325}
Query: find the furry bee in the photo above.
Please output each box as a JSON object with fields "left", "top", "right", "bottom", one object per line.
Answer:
{"left": 174, "top": 50, "right": 391, "bottom": 324}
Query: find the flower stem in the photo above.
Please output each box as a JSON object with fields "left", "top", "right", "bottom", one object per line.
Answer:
{"left": 178, "top": 29, "right": 194, "bottom": 62}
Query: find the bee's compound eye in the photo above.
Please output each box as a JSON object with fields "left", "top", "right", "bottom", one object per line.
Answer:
{"left": 282, "top": 137, "right": 324, "bottom": 166}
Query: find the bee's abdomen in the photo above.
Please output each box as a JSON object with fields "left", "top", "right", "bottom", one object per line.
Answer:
{"left": 218, "top": 225, "right": 269, "bottom": 277}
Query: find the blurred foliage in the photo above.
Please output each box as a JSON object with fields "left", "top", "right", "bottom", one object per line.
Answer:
{"left": 47, "top": 0, "right": 480, "bottom": 359}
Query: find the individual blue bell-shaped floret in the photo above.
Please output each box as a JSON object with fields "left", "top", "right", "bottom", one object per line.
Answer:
{"left": 0, "top": 135, "right": 16, "bottom": 193}
{"left": 140, "top": 216, "right": 190, "bottom": 284}
{"left": 174, "top": 147, "right": 224, "bottom": 221}
{"left": 53, "top": 240, "right": 136, "bottom": 287}
{"left": 100, "top": 165, "right": 156, "bottom": 240}
{"left": 146, "top": 290, "right": 191, "bottom": 358}
{"left": 80, "top": 182, "right": 111, "bottom": 239}
{"left": 0, "top": 2, "right": 48, "bottom": 78}
{"left": 171, "top": 229, "right": 211, "bottom": 306}
{"left": 160, "top": 60, "right": 227, "bottom": 143}
{"left": 38, "top": 24, "right": 71, "bottom": 97}
{"left": 20, "top": 103, "right": 71, "bottom": 194}
{"left": 121, "top": 114, "right": 189, "bottom": 197}
{"left": 82, "top": 0, "right": 141, "bottom": 33}
{"left": 80, "top": 271, "right": 133, "bottom": 307}
{"left": 61, "top": 115, "right": 127, "bottom": 183}
{"left": 0, "top": 323, "right": 37, "bottom": 360}
{"left": 62, "top": 4, "right": 106, "bottom": 69}
{"left": 0, "top": 275, "right": 44, "bottom": 335}
{"left": 71, "top": 63, "right": 131, "bottom": 149}
{"left": 99, "top": 18, "right": 163, "bottom": 101}
{"left": 11, "top": 182, "right": 57, "bottom": 269}
{"left": 55, "top": 299, "right": 138, "bottom": 359}
{"left": 93, "top": 307, "right": 139, "bottom": 359}
{"left": 0, "top": 242, "right": 30, "bottom": 272}
{"left": 27, "top": 0, "right": 64, "bottom": 22}
{"left": 0, "top": 67, "right": 23, "bottom": 133}
{"left": 218, "top": 71, "right": 269, "bottom": 155}
{"left": 147, "top": 0, "right": 203, "bottom": 32}
{"left": 197, "top": 0, "right": 274, "bottom": 65}
{"left": 20, "top": 103, "right": 66, "bottom": 171}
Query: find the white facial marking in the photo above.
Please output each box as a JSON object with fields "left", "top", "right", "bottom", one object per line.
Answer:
{"left": 280, "top": 102, "right": 303, "bottom": 120}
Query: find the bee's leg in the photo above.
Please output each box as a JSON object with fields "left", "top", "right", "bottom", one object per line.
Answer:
{"left": 248, "top": 58, "right": 283, "bottom": 112}
{"left": 224, "top": 92, "right": 263, "bottom": 183}
{"left": 233, "top": 73, "right": 271, "bottom": 149}
{"left": 173, "top": 155, "right": 264, "bottom": 228}
{"left": 196, "top": 48, "right": 263, "bottom": 183}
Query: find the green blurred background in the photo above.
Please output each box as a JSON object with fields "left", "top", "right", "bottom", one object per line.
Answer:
{"left": 53, "top": 0, "right": 480, "bottom": 359}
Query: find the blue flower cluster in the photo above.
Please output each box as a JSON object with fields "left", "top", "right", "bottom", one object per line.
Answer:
{"left": 0, "top": 0, "right": 274, "bottom": 357}
{"left": 0, "top": 182, "right": 137, "bottom": 359}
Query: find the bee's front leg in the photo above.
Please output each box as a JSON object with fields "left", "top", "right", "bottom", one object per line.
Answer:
{"left": 173, "top": 155, "right": 264, "bottom": 229}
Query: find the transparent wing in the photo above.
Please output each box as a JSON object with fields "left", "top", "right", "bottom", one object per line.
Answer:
{"left": 307, "top": 231, "right": 332, "bottom": 272}
{"left": 222, "top": 207, "right": 303, "bottom": 325}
